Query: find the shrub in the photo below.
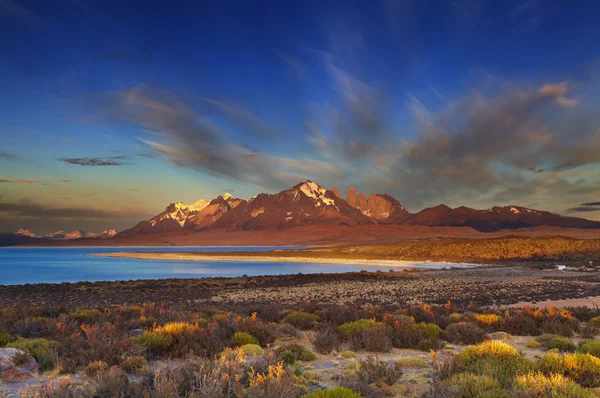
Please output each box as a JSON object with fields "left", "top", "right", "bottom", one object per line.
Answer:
{"left": 305, "top": 387, "right": 363, "bottom": 398}
{"left": 85, "top": 360, "right": 109, "bottom": 378}
{"left": 394, "top": 357, "right": 427, "bottom": 367}
{"left": 456, "top": 340, "right": 532, "bottom": 387}
{"left": 535, "top": 334, "right": 576, "bottom": 352}
{"left": 514, "top": 371, "right": 594, "bottom": 398}
{"left": 7, "top": 338, "right": 58, "bottom": 371}
{"left": 339, "top": 378, "right": 380, "bottom": 398}
{"left": 241, "top": 343, "right": 265, "bottom": 356}
{"left": 233, "top": 331, "right": 259, "bottom": 346}
{"left": 341, "top": 351, "right": 357, "bottom": 359}
{"left": 356, "top": 356, "right": 403, "bottom": 386}
{"left": 284, "top": 311, "right": 320, "bottom": 330}
{"left": 445, "top": 322, "right": 487, "bottom": 345}
{"left": 417, "top": 322, "right": 443, "bottom": 339}
{"left": 120, "top": 355, "right": 149, "bottom": 375}
{"left": 132, "top": 329, "right": 174, "bottom": 356}
{"left": 526, "top": 341, "right": 542, "bottom": 349}
{"left": 473, "top": 313, "right": 503, "bottom": 329}
{"left": 0, "top": 332, "right": 15, "bottom": 346}
{"left": 277, "top": 343, "right": 317, "bottom": 364}
{"left": 501, "top": 313, "right": 539, "bottom": 336}
{"left": 313, "top": 326, "right": 341, "bottom": 354}
{"left": 12, "top": 316, "right": 56, "bottom": 338}
{"left": 247, "top": 363, "right": 299, "bottom": 398}
{"left": 579, "top": 323, "right": 599, "bottom": 339}
{"left": 69, "top": 309, "right": 103, "bottom": 323}
{"left": 236, "top": 312, "right": 275, "bottom": 346}
{"left": 577, "top": 339, "right": 600, "bottom": 358}
{"left": 441, "top": 373, "right": 503, "bottom": 398}
{"left": 589, "top": 316, "right": 600, "bottom": 327}
{"left": 537, "top": 352, "right": 600, "bottom": 388}
{"left": 339, "top": 319, "right": 392, "bottom": 352}
{"left": 384, "top": 314, "right": 423, "bottom": 348}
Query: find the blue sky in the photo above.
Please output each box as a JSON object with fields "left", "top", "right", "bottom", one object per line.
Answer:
{"left": 2, "top": 0, "right": 600, "bottom": 232}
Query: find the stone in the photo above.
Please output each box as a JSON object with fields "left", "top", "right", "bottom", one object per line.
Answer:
{"left": 128, "top": 329, "right": 144, "bottom": 336}
{"left": 0, "top": 348, "right": 38, "bottom": 381}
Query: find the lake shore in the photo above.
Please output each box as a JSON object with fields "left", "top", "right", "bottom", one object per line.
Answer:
{"left": 90, "top": 251, "right": 481, "bottom": 269}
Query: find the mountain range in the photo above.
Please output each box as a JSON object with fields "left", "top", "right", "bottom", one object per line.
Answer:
{"left": 118, "top": 181, "right": 600, "bottom": 235}
{"left": 4, "top": 180, "right": 600, "bottom": 246}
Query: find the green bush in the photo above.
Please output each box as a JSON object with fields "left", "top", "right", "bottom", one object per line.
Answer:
{"left": 456, "top": 341, "right": 532, "bottom": 387}
{"left": 84, "top": 360, "right": 109, "bottom": 378}
{"left": 284, "top": 311, "right": 320, "bottom": 330}
{"left": 277, "top": 343, "right": 317, "bottom": 364}
{"left": 120, "top": 355, "right": 149, "bottom": 375}
{"left": 535, "top": 334, "right": 576, "bottom": 352}
{"left": 338, "top": 319, "right": 392, "bottom": 352}
{"left": 338, "top": 319, "right": 387, "bottom": 337}
{"left": 0, "top": 332, "right": 15, "bottom": 347}
{"left": 588, "top": 316, "right": 600, "bottom": 327}
{"left": 304, "top": 387, "right": 363, "bottom": 398}
{"left": 232, "top": 331, "right": 258, "bottom": 346}
{"left": 6, "top": 338, "right": 58, "bottom": 371}
{"left": 441, "top": 373, "right": 504, "bottom": 398}
{"left": 445, "top": 322, "right": 487, "bottom": 345}
{"left": 132, "top": 329, "right": 174, "bottom": 356}
{"left": 417, "top": 322, "right": 442, "bottom": 339}
{"left": 537, "top": 352, "right": 600, "bottom": 388}
{"left": 240, "top": 343, "right": 264, "bottom": 356}
{"left": 515, "top": 371, "right": 594, "bottom": 398}
{"left": 69, "top": 309, "right": 103, "bottom": 323}
{"left": 577, "top": 339, "right": 600, "bottom": 358}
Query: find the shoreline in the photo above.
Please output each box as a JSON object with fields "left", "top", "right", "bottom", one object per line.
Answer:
{"left": 90, "top": 251, "right": 484, "bottom": 269}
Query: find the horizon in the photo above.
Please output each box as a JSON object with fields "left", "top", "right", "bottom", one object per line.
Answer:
{"left": 2, "top": 0, "right": 600, "bottom": 233}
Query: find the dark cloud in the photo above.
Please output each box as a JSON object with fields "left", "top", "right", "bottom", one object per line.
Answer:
{"left": 0, "top": 179, "right": 41, "bottom": 184}
{"left": 88, "top": 84, "right": 341, "bottom": 190}
{"left": 566, "top": 206, "right": 600, "bottom": 213}
{"left": 58, "top": 156, "right": 129, "bottom": 166}
{"left": 0, "top": 200, "right": 149, "bottom": 220}
{"left": 582, "top": 202, "right": 600, "bottom": 206}
{"left": 0, "top": 151, "right": 21, "bottom": 161}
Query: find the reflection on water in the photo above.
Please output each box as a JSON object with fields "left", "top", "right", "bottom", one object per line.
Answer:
{"left": 0, "top": 246, "right": 474, "bottom": 285}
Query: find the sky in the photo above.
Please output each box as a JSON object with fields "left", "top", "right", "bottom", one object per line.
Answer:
{"left": 2, "top": 0, "right": 600, "bottom": 233}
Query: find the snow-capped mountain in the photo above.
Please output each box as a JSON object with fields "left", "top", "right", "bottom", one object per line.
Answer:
{"left": 16, "top": 228, "right": 39, "bottom": 238}
{"left": 209, "top": 181, "right": 374, "bottom": 230}
{"left": 118, "top": 195, "right": 241, "bottom": 236}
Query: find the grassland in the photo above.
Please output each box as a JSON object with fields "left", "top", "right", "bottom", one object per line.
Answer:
{"left": 94, "top": 236, "right": 600, "bottom": 265}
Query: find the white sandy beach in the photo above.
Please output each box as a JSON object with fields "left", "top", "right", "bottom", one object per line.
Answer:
{"left": 91, "top": 251, "right": 482, "bottom": 269}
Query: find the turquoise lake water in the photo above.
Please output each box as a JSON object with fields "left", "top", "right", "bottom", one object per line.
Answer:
{"left": 0, "top": 246, "right": 473, "bottom": 285}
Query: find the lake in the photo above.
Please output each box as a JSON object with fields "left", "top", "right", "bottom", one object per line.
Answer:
{"left": 0, "top": 247, "right": 476, "bottom": 285}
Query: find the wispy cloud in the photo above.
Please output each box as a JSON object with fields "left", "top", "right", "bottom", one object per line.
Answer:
{"left": 0, "top": 200, "right": 150, "bottom": 220}
{"left": 0, "top": 178, "right": 41, "bottom": 184}
{"left": 59, "top": 179, "right": 72, "bottom": 183}
{"left": 0, "top": 152, "right": 21, "bottom": 161}
{"left": 58, "top": 156, "right": 129, "bottom": 166}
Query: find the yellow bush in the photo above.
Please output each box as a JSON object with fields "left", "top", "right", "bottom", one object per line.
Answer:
{"left": 473, "top": 313, "right": 503, "bottom": 328}
{"left": 515, "top": 372, "right": 594, "bottom": 397}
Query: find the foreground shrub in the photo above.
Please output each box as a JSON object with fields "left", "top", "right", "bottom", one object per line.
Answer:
{"left": 84, "top": 360, "right": 109, "bottom": 378}
{"left": 356, "top": 356, "right": 403, "bottom": 386}
{"left": 338, "top": 319, "right": 392, "bottom": 352}
{"left": 133, "top": 321, "right": 221, "bottom": 358}
{"left": 69, "top": 309, "right": 103, "bottom": 323}
{"left": 247, "top": 363, "right": 299, "bottom": 398}
{"left": 241, "top": 343, "right": 265, "bottom": 356}
{"left": 7, "top": 338, "right": 57, "bottom": 371}
{"left": 514, "top": 371, "right": 594, "bottom": 398}
{"left": 284, "top": 311, "right": 320, "bottom": 330}
{"left": 383, "top": 314, "right": 423, "bottom": 348}
{"left": 537, "top": 352, "right": 600, "bottom": 387}
{"left": 233, "top": 331, "right": 259, "bottom": 346}
{"left": 456, "top": 340, "right": 532, "bottom": 387}
{"left": 577, "top": 339, "right": 600, "bottom": 358}
{"left": 417, "top": 322, "right": 443, "bottom": 339}
{"left": 440, "top": 372, "right": 504, "bottom": 398}
{"left": 313, "top": 325, "right": 341, "bottom": 354}
{"left": 120, "top": 355, "right": 149, "bottom": 375}
{"left": 0, "top": 332, "right": 15, "bottom": 346}
{"left": 473, "top": 313, "right": 503, "bottom": 330}
{"left": 277, "top": 343, "right": 317, "bottom": 364}
{"left": 394, "top": 357, "right": 427, "bottom": 367}
{"left": 579, "top": 323, "right": 599, "bottom": 339}
{"left": 535, "top": 334, "right": 576, "bottom": 352}
{"left": 305, "top": 387, "right": 363, "bottom": 398}
{"left": 445, "top": 322, "right": 487, "bottom": 345}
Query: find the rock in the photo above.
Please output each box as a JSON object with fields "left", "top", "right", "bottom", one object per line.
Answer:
{"left": 347, "top": 186, "right": 357, "bottom": 207}
{"left": 331, "top": 187, "right": 343, "bottom": 199}
{"left": 128, "top": 329, "right": 144, "bottom": 336}
{"left": 0, "top": 348, "right": 38, "bottom": 381}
